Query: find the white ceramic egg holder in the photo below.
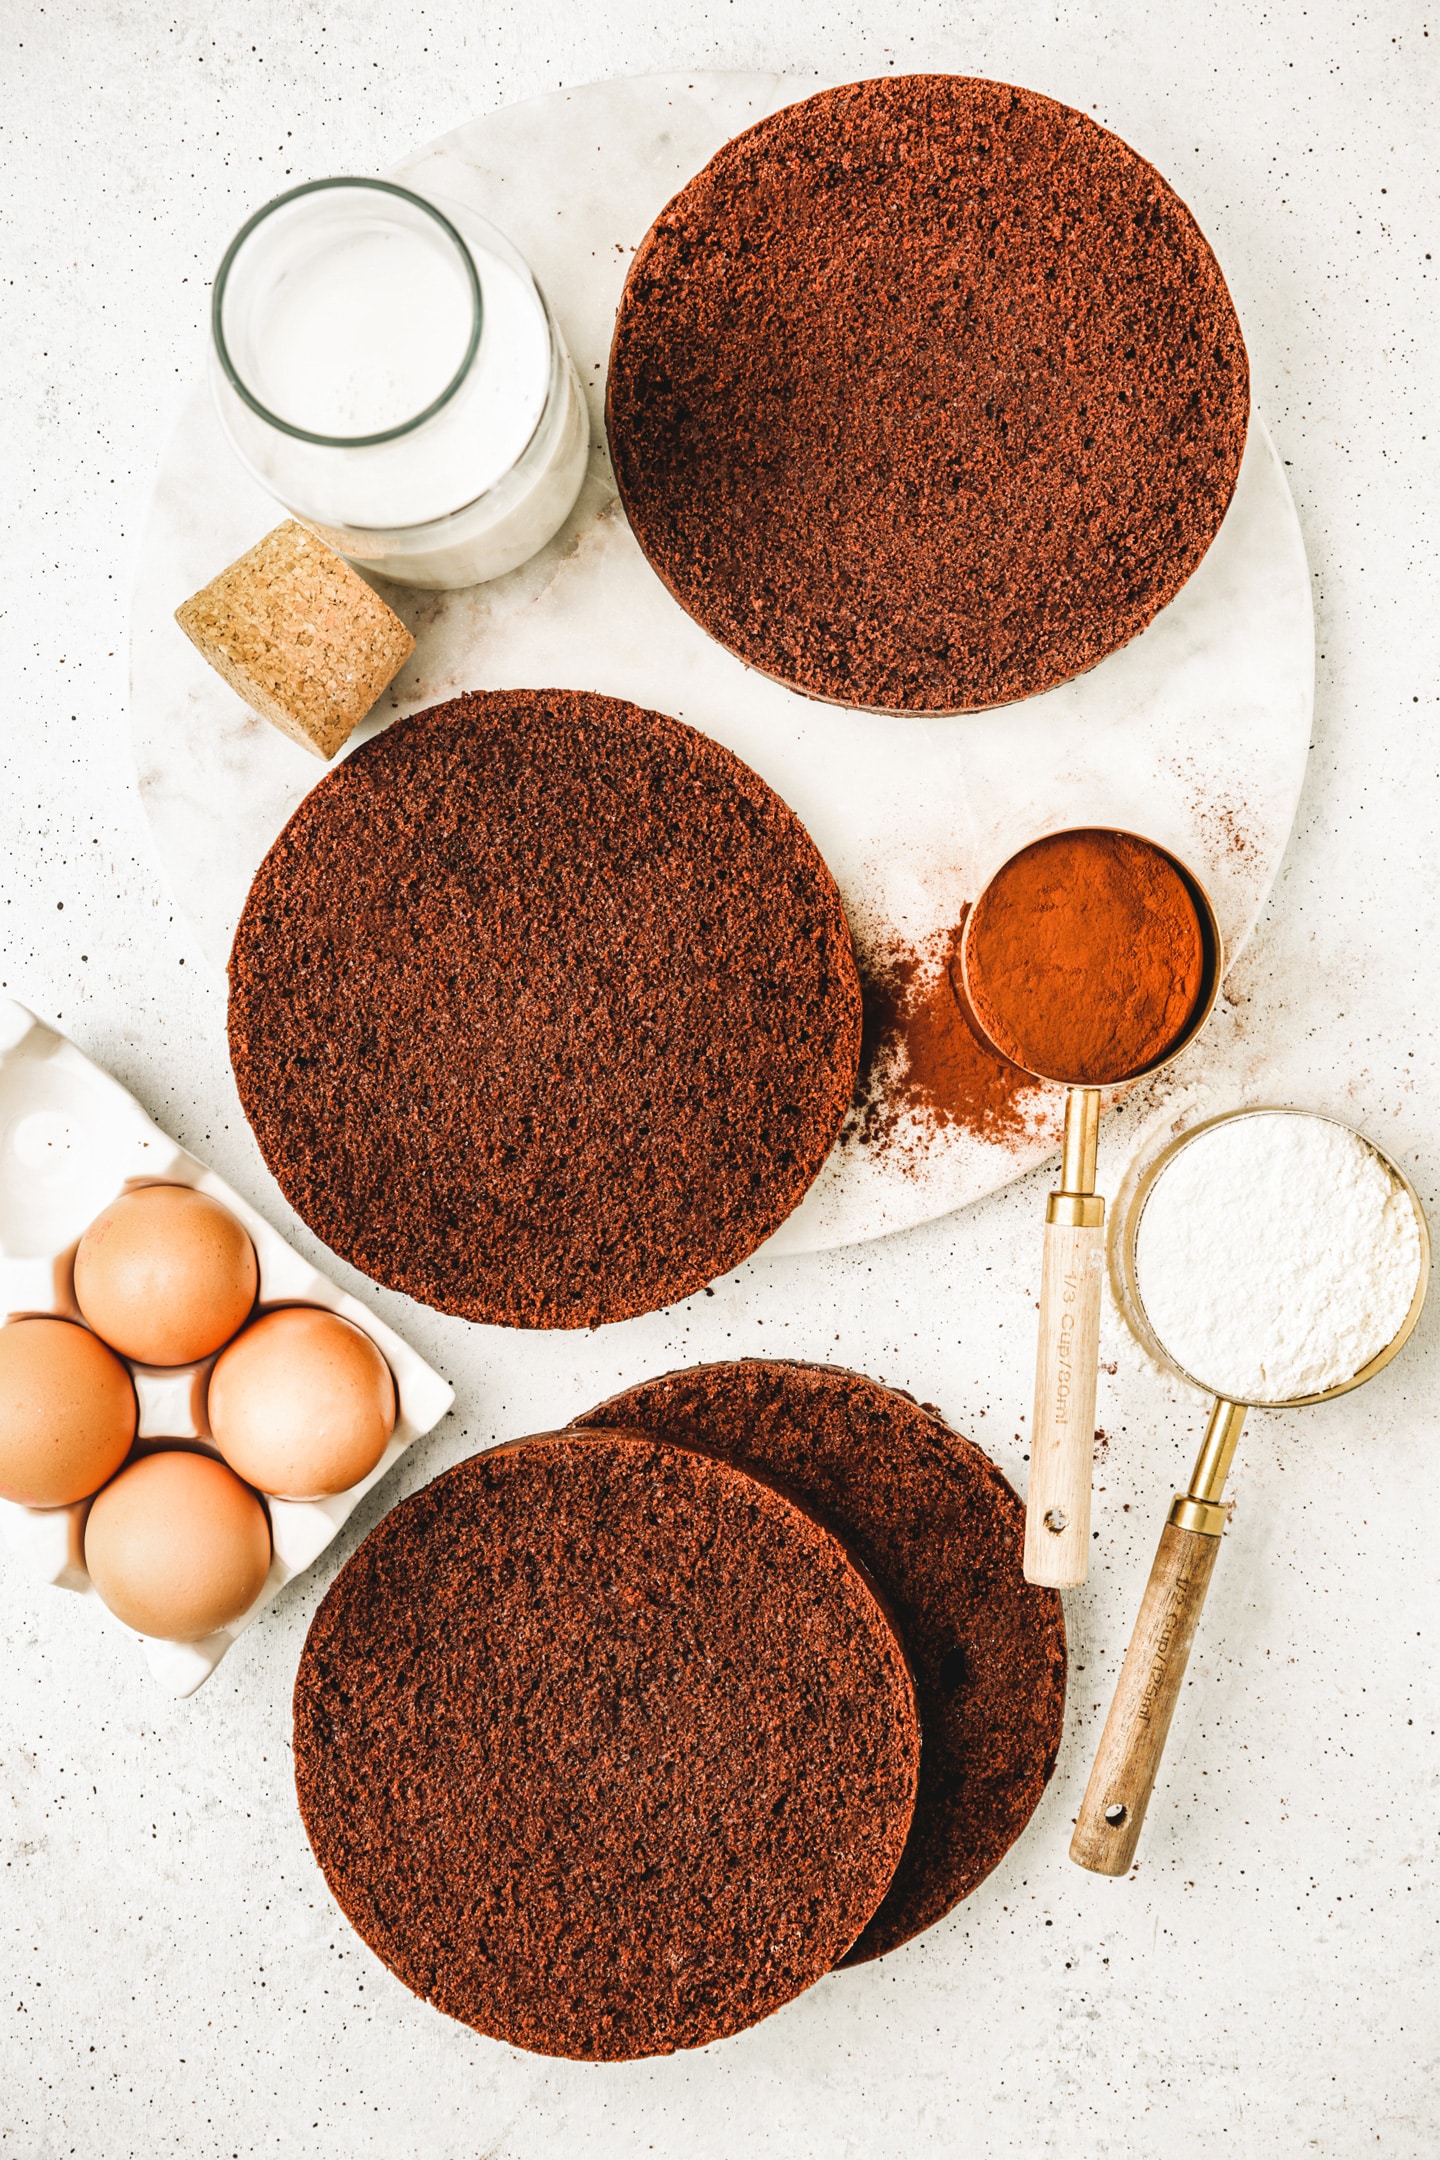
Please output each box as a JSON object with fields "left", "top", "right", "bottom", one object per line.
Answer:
{"left": 0, "top": 996, "right": 454, "bottom": 1696}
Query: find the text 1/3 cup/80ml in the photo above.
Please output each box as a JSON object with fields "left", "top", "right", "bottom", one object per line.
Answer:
{"left": 210, "top": 178, "right": 589, "bottom": 590}
{"left": 1070, "top": 1106, "right": 1429, "bottom": 1875}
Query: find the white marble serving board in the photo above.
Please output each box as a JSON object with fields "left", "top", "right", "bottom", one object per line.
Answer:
{"left": 129, "top": 71, "right": 1314, "bottom": 1256}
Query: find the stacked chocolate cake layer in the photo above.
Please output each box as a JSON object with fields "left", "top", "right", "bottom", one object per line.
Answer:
{"left": 294, "top": 1369, "right": 1066, "bottom": 2058}
{"left": 294, "top": 1428, "right": 920, "bottom": 2061}
{"left": 582, "top": 1360, "right": 1067, "bottom": 1962}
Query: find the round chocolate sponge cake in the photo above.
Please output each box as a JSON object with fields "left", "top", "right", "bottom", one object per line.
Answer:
{"left": 228, "top": 689, "right": 861, "bottom": 1328}
{"left": 293, "top": 1430, "right": 920, "bottom": 2060}
{"left": 607, "top": 75, "right": 1249, "bottom": 713}
{"left": 580, "top": 1361, "right": 1066, "bottom": 1962}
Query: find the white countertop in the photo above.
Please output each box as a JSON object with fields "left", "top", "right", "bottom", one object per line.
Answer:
{"left": 1, "top": 5, "right": 1436, "bottom": 2156}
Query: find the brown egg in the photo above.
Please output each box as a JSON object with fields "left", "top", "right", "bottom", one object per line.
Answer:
{"left": 74, "top": 1184, "right": 258, "bottom": 1366}
{"left": 0, "top": 1318, "right": 137, "bottom": 1507}
{"left": 83, "top": 1450, "right": 271, "bottom": 1640}
{"left": 208, "top": 1307, "right": 397, "bottom": 1499}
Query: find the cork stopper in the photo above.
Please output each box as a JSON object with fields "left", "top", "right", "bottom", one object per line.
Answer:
{"left": 174, "top": 522, "right": 416, "bottom": 760}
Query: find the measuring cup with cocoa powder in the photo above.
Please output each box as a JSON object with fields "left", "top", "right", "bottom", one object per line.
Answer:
{"left": 957, "top": 828, "right": 1222, "bottom": 1589}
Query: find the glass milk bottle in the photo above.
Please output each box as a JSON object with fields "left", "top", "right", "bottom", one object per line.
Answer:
{"left": 209, "top": 178, "right": 589, "bottom": 589}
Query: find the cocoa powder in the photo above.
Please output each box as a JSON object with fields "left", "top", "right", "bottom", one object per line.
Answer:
{"left": 963, "top": 829, "right": 1208, "bottom": 1084}
{"left": 845, "top": 915, "right": 1047, "bottom": 1160}
{"left": 608, "top": 75, "right": 1249, "bottom": 713}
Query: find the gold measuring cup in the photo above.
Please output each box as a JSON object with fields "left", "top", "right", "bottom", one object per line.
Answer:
{"left": 956, "top": 829, "right": 1223, "bottom": 1590}
{"left": 1070, "top": 1106, "right": 1431, "bottom": 1875}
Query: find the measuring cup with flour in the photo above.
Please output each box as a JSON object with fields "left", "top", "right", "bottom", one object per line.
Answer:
{"left": 1070, "top": 1106, "right": 1430, "bottom": 1875}
{"left": 957, "top": 828, "right": 1223, "bottom": 1589}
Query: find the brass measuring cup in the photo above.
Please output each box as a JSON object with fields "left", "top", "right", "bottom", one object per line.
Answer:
{"left": 956, "top": 828, "right": 1223, "bottom": 1589}
{"left": 1070, "top": 1106, "right": 1431, "bottom": 1875}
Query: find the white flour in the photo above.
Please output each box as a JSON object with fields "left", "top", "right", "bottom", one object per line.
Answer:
{"left": 1133, "top": 1111, "right": 1424, "bottom": 1402}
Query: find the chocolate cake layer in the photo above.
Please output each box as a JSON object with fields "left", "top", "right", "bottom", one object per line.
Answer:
{"left": 227, "top": 689, "right": 862, "bottom": 1328}
{"left": 581, "top": 1361, "right": 1066, "bottom": 1961}
{"left": 293, "top": 1430, "right": 920, "bottom": 2060}
{"left": 607, "top": 74, "right": 1249, "bottom": 713}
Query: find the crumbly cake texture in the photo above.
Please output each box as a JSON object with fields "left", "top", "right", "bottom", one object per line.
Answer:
{"left": 293, "top": 1430, "right": 920, "bottom": 2061}
{"left": 227, "top": 689, "right": 862, "bottom": 1328}
{"left": 607, "top": 74, "right": 1250, "bottom": 713}
{"left": 174, "top": 521, "right": 415, "bottom": 759}
{"left": 581, "top": 1360, "right": 1067, "bottom": 1962}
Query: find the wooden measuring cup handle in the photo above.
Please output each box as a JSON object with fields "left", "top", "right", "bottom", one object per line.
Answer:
{"left": 1069, "top": 1511, "right": 1225, "bottom": 1874}
{"left": 1023, "top": 1201, "right": 1105, "bottom": 1587}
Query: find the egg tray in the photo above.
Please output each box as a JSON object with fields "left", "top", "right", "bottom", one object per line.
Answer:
{"left": 0, "top": 998, "right": 454, "bottom": 1696}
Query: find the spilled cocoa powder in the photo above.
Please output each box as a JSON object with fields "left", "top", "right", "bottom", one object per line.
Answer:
{"left": 843, "top": 914, "right": 1046, "bottom": 1160}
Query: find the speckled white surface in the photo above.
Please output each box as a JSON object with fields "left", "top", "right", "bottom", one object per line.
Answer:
{"left": 1, "top": 6, "right": 1437, "bottom": 2158}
